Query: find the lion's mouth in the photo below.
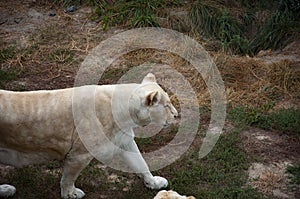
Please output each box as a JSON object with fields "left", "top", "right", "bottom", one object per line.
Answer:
{"left": 163, "top": 122, "right": 171, "bottom": 128}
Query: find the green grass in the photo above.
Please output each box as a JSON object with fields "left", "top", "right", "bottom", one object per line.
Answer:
{"left": 251, "top": 10, "right": 299, "bottom": 54}
{"left": 124, "top": 131, "right": 264, "bottom": 198}
{"left": 5, "top": 165, "right": 61, "bottom": 198}
{"left": 48, "top": 48, "right": 74, "bottom": 64}
{"left": 236, "top": 0, "right": 276, "bottom": 10}
{"left": 190, "top": 0, "right": 300, "bottom": 55}
{"left": 229, "top": 105, "right": 300, "bottom": 136}
{"left": 190, "top": 0, "right": 252, "bottom": 55}
{"left": 93, "top": 0, "right": 181, "bottom": 29}
{"left": 56, "top": 0, "right": 299, "bottom": 55}
{"left": 0, "top": 45, "right": 17, "bottom": 62}
{"left": 0, "top": 69, "right": 18, "bottom": 89}
{"left": 287, "top": 163, "right": 300, "bottom": 185}
{"left": 0, "top": 33, "right": 35, "bottom": 91}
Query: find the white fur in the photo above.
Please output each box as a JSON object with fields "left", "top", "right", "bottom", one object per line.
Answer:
{"left": 154, "top": 190, "right": 196, "bottom": 199}
{"left": 0, "top": 73, "right": 177, "bottom": 198}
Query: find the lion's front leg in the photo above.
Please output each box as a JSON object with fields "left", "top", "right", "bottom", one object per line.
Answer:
{"left": 121, "top": 139, "right": 168, "bottom": 189}
{"left": 60, "top": 153, "right": 92, "bottom": 199}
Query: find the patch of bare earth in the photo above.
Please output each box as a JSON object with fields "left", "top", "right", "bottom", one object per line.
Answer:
{"left": 243, "top": 128, "right": 300, "bottom": 198}
{"left": 0, "top": 0, "right": 121, "bottom": 90}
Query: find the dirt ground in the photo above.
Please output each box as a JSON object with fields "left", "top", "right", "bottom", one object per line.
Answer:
{"left": 243, "top": 128, "right": 300, "bottom": 198}
{"left": 1, "top": 1, "right": 300, "bottom": 199}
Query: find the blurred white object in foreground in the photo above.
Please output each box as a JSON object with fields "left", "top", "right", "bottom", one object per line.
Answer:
{"left": 154, "top": 190, "right": 196, "bottom": 199}
{"left": 0, "top": 184, "right": 16, "bottom": 197}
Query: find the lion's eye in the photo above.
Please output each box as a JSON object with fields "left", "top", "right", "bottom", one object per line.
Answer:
{"left": 164, "top": 104, "right": 171, "bottom": 109}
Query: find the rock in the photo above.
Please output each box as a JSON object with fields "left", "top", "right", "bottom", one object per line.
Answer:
{"left": 49, "top": 12, "right": 56, "bottom": 17}
{"left": 65, "top": 6, "right": 77, "bottom": 13}
{"left": 14, "top": 18, "right": 22, "bottom": 24}
{"left": 255, "top": 135, "right": 272, "bottom": 141}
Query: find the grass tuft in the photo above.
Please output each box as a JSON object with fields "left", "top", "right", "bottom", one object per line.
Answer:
{"left": 287, "top": 163, "right": 300, "bottom": 185}
{"left": 48, "top": 48, "right": 74, "bottom": 64}
{"left": 190, "top": 0, "right": 300, "bottom": 55}
{"left": 0, "top": 70, "right": 17, "bottom": 89}
{"left": 0, "top": 46, "right": 17, "bottom": 62}
{"left": 190, "top": 0, "right": 252, "bottom": 55}
{"left": 93, "top": 0, "right": 181, "bottom": 29}
{"left": 251, "top": 10, "right": 299, "bottom": 54}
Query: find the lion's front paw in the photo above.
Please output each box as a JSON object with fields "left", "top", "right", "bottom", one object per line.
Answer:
{"left": 145, "top": 176, "right": 168, "bottom": 189}
{"left": 62, "top": 188, "right": 85, "bottom": 199}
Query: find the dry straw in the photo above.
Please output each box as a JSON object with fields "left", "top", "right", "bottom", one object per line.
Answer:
{"left": 119, "top": 49, "right": 299, "bottom": 108}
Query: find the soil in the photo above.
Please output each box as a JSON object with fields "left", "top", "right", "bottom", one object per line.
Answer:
{"left": 0, "top": 1, "right": 299, "bottom": 199}
{"left": 243, "top": 128, "right": 300, "bottom": 198}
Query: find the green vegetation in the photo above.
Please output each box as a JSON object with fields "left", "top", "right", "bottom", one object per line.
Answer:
{"left": 48, "top": 48, "right": 74, "bottom": 64}
{"left": 93, "top": 0, "right": 181, "bottom": 29}
{"left": 170, "top": 131, "right": 259, "bottom": 198}
{"left": 0, "top": 70, "right": 17, "bottom": 89}
{"left": 125, "top": 131, "right": 264, "bottom": 198}
{"left": 251, "top": 0, "right": 300, "bottom": 54}
{"left": 6, "top": 166, "right": 60, "bottom": 198}
{"left": 55, "top": 0, "right": 299, "bottom": 55}
{"left": 229, "top": 105, "right": 300, "bottom": 136}
{"left": 190, "top": 0, "right": 300, "bottom": 55}
{"left": 0, "top": 45, "right": 17, "bottom": 62}
{"left": 287, "top": 163, "right": 300, "bottom": 185}
{"left": 0, "top": 46, "right": 25, "bottom": 89}
{"left": 190, "top": 1, "right": 252, "bottom": 55}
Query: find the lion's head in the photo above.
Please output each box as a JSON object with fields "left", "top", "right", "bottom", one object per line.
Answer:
{"left": 130, "top": 73, "right": 178, "bottom": 127}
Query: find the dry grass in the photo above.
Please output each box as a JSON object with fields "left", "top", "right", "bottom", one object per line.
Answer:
{"left": 215, "top": 54, "right": 299, "bottom": 108}
{"left": 110, "top": 49, "right": 299, "bottom": 109}
{"left": 247, "top": 162, "right": 292, "bottom": 196}
{"left": 252, "top": 170, "right": 283, "bottom": 194}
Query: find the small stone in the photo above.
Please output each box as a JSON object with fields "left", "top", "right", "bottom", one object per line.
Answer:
{"left": 14, "top": 18, "right": 22, "bottom": 24}
{"left": 65, "top": 6, "right": 77, "bottom": 13}
{"left": 49, "top": 12, "right": 56, "bottom": 17}
{"left": 255, "top": 135, "right": 271, "bottom": 141}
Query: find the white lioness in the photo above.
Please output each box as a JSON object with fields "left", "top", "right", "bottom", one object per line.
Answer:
{"left": 0, "top": 73, "right": 178, "bottom": 199}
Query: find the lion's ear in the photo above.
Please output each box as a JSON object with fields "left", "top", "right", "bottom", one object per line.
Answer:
{"left": 145, "top": 91, "right": 161, "bottom": 106}
{"left": 142, "top": 73, "right": 156, "bottom": 83}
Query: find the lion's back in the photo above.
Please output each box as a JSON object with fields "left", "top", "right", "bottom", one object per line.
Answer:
{"left": 0, "top": 88, "right": 75, "bottom": 166}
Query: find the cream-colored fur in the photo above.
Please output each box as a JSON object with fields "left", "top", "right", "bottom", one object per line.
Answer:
{"left": 154, "top": 190, "right": 196, "bottom": 199}
{"left": 0, "top": 73, "right": 178, "bottom": 199}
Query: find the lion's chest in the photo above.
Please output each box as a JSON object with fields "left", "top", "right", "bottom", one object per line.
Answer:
{"left": 81, "top": 128, "right": 135, "bottom": 162}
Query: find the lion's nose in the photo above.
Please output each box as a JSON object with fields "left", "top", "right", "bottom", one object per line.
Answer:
{"left": 170, "top": 105, "right": 179, "bottom": 118}
{"left": 173, "top": 111, "right": 179, "bottom": 119}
